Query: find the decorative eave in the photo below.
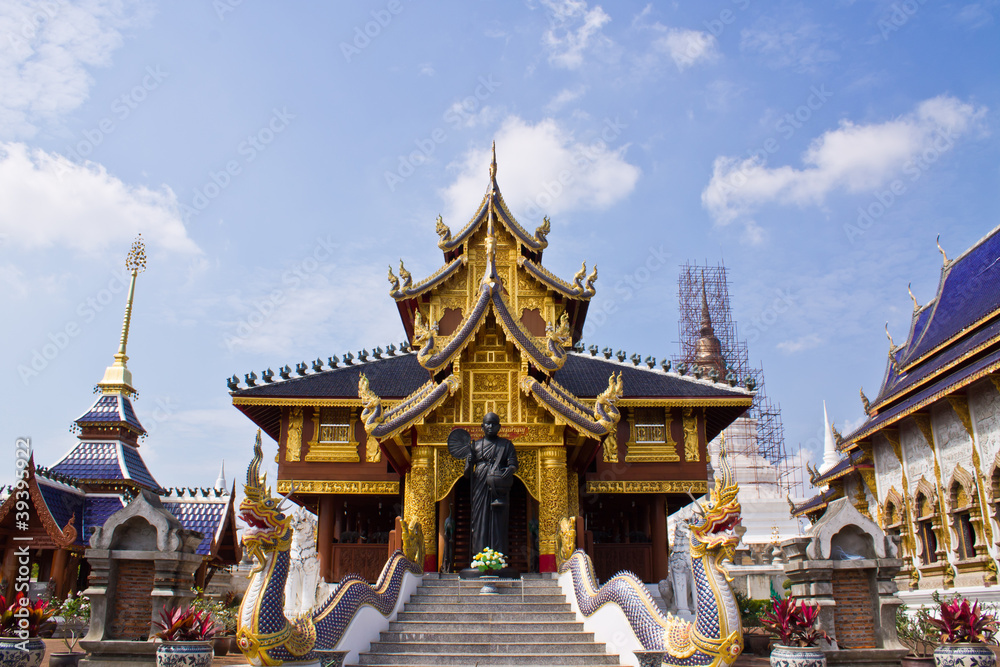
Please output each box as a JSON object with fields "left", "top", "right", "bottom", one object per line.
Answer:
{"left": 388, "top": 255, "right": 467, "bottom": 301}
{"left": 358, "top": 372, "right": 460, "bottom": 442}
{"left": 790, "top": 488, "right": 840, "bottom": 518}
{"left": 810, "top": 450, "right": 870, "bottom": 486}
{"left": 518, "top": 256, "right": 597, "bottom": 301}
{"left": 412, "top": 279, "right": 492, "bottom": 372}
{"left": 519, "top": 372, "right": 622, "bottom": 440}
{"left": 490, "top": 282, "right": 573, "bottom": 374}
{"left": 0, "top": 456, "right": 78, "bottom": 549}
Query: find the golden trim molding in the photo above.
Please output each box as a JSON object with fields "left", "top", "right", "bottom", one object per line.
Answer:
{"left": 276, "top": 480, "right": 399, "bottom": 495}
{"left": 584, "top": 480, "right": 709, "bottom": 494}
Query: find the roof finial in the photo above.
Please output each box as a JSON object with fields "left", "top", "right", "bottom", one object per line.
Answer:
{"left": 908, "top": 282, "right": 919, "bottom": 311}
{"left": 700, "top": 270, "right": 712, "bottom": 333}
{"left": 489, "top": 141, "right": 497, "bottom": 182}
{"left": 819, "top": 401, "right": 840, "bottom": 474}
{"left": 885, "top": 321, "right": 895, "bottom": 349}
{"left": 215, "top": 461, "right": 227, "bottom": 491}
{"left": 936, "top": 234, "right": 949, "bottom": 264}
{"left": 98, "top": 234, "right": 146, "bottom": 396}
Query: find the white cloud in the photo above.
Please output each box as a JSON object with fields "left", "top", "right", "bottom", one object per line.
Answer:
{"left": 702, "top": 95, "right": 987, "bottom": 227}
{"left": 777, "top": 333, "right": 823, "bottom": 354}
{"left": 439, "top": 115, "right": 640, "bottom": 225}
{"left": 654, "top": 28, "right": 718, "bottom": 70}
{"left": 0, "top": 142, "right": 199, "bottom": 254}
{"left": 540, "top": 0, "right": 612, "bottom": 70}
{"left": 740, "top": 20, "right": 839, "bottom": 72}
{"left": 418, "top": 62, "right": 435, "bottom": 77}
{"left": 0, "top": 0, "right": 152, "bottom": 139}
{"left": 544, "top": 85, "right": 587, "bottom": 113}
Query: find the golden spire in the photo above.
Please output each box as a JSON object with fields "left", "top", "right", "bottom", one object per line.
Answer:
{"left": 99, "top": 234, "right": 146, "bottom": 396}
{"left": 489, "top": 141, "right": 497, "bottom": 182}
{"left": 936, "top": 235, "right": 949, "bottom": 265}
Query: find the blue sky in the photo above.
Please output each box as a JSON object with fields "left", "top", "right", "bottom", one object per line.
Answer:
{"left": 1, "top": 0, "right": 998, "bottom": 491}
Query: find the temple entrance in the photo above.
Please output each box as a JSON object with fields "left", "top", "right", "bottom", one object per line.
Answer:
{"left": 447, "top": 476, "right": 533, "bottom": 573}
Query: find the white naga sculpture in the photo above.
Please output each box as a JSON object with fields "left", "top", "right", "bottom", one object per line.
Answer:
{"left": 283, "top": 506, "right": 332, "bottom": 618}
{"left": 668, "top": 521, "right": 695, "bottom": 619}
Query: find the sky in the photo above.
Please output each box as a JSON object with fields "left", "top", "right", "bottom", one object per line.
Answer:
{"left": 1, "top": 0, "right": 998, "bottom": 493}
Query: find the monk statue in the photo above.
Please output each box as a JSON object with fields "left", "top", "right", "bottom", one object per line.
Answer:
{"left": 448, "top": 412, "right": 518, "bottom": 558}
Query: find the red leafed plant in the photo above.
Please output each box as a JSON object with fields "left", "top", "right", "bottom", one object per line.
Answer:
{"left": 761, "top": 596, "right": 835, "bottom": 648}
{"left": 927, "top": 598, "right": 999, "bottom": 645}
{"left": 0, "top": 593, "right": 57, "bottom": 638}
{"left": 153, "top": 604, "right": 217, "bottom": 642}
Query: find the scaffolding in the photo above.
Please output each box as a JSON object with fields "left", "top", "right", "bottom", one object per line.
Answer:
{"left": 675, "top": 261, "right": 804, "bottom": 500}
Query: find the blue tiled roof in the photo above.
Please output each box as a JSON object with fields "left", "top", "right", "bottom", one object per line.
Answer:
{"left": 120, "top": 444, "right": 162, "bottom": 491}
{"left": 76, "top": 393, "right": 145, "bottom": 434}
{"left": 234, "top": 353, "right": 429, "bottom": 399}
{"left": 52, "top": 442, "right": 123, "bottom": 480}
{"left": 162, "top": 499, "right": 229, "bottom": 556}
{"left": 813, "top": 449, "right": 868, "bottom": 486}
{"left": 83, "top": 496, "right": 125, "bottom": 544}
{"left": 792, "top": 489, "right": 838, "bottom": 515}
{"left": 36, "top": 480, "right": 84, "bottom": 542}
{"left": 50, "top": 442, "right": 162, "bottom": 492}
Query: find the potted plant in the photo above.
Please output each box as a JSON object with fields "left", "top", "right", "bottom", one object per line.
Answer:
{"left": 0, "top": 592, "right": 56, "bottom": 667}
{"left": 927, "top": 596, "right": 998, "bottom": 667}
{"left": 189, "top": 589, "right": 232, "bottom": 657}
{"left": 761, "top": 595, "right": 834, "bottom": 667}
{"left": 896, "top": 603, "right": 938, "bottom": 666}
{"left": 152, "top": 603, "right": 216, "bottom": 667}
{"left": 49, "top": 631, "right": 85, "bottom": 667}
{"left": 54, "top": 593, "right": 90, "bottom": 640}
{"left": 735, "top": 590, "right": 772, "bottom": 657}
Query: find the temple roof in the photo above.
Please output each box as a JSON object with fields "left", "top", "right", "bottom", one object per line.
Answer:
{"left": 809, "top": 449, "right": 869, "bottom": 487}
{"left": 869, "top": 224, "right": 1000, "bottom": 411}
{"left": 50, "top": 441, "right": 164, "bottom": 493}
{"left": 75, "top": 393, "right": 146, "bottom": 435}
{"left": 162, "top": 487, "right": 239, "bottom": 558}
{"left": 790, "top": 488, "right": 838, "bottom": 517}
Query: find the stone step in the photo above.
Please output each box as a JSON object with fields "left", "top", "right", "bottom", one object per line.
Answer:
{"left": 386, "top": 621, "right": 586, "bottom": 633}
{"left": 395, "top": 610, "right": 579, "bottom": 622}
{"left": 403, "top": 602, "right": 571, "bottom": 613}
{"left": 380, "top": 630, "right": 596, "bottom": 643}
{"left": 356, "top": 652, "right": 621, "bottom": 666}
{"left": 366, "top": 641, "right": 608, "bottom": 655}
{"left": 409, "top": 593, "right": 568, "bottom": 604}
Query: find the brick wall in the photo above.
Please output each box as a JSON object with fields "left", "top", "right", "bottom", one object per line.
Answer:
{"left": 832, "top": 569, "right": 878, "bottom": 649}
{"left": 108, "top": 560, "right": 155, "bottom": 640}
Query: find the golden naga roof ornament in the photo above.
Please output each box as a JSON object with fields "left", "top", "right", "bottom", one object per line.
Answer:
{"left": 936, "top": 234, "right": 949, "bottom": 265}
{"left": 535, "top": 216, "right": 551, "bottom": 245}
{"left": 435, "top": 214, "right": 451, "bottom": 248}
{"left": 860, "top": 387, "right": 871, "bottom": 415}
{"left": 387, "top": 265, "right": 399, "bottom": 294}
{"left": 398, "top": 260, "right": 412, "bottom": 290}
{"left": 908, "top": 282, "right": 920, "bottom": 311}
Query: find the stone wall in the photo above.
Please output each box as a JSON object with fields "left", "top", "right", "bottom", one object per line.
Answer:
{"left": 108, "top": 560, "right": 155, "bottom": 640}
{"left": 831, "top": 569, "right": 877, "bottom": 649}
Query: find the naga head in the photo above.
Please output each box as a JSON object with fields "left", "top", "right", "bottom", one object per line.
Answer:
{"left": 240, "top": 430, "right": 294, "bottom": 569}
{"left": 689, "top": 439, "right": 742, "bottom": 560}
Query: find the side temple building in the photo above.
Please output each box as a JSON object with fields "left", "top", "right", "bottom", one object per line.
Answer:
{"left": 229, "top": 150, "right": 754, "bottom": 583}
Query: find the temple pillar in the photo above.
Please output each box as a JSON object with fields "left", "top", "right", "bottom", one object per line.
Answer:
{"left": 51, "top": 547, "right": 70, "bottom": 599}
{"left": 333, "top": 496, "right": 344, "bottom": 541}
{"left": 539, "top": 446, "right": 568, "bottom": 572}
{"left": 404, "top": 445, "right": 437, "bottom": 572}
{"left": 567, "top": 471, "right": 580, "bottom": 518}
{"left": 652, "top": 494, "right": 668, "bottom": 582}
{"left": 318, "top": 495, "right": 335, "bottom": 582}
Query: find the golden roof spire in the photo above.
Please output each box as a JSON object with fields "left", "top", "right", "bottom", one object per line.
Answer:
{"left": 98, "top": 234, "right": 146, "bottom": 396}
{"left": 489, "top": 141, "right": 497, "bottom": 182}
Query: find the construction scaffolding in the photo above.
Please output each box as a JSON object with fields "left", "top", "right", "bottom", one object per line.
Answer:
{"left": 675, "top": 261, "right": 804, "bottom": 500}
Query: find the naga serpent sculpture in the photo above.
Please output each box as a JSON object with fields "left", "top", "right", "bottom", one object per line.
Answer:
{"left": 560, "top": 445, "right": 744, "bottom": 666}
{"left": 236, "top": 431, "right": 422, "bottom": 666}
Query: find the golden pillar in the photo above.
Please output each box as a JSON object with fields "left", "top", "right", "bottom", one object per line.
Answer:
{"left": 404, "top": 445, "right": 437, "bottom": 572}
{"left": 539, "top": 446, "right": 568, "bottom": 572}
{"left": 567, "top": 471, "right": 580, "bottom": 518}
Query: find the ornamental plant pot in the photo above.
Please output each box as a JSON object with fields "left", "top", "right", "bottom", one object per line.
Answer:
{"left": 155, "top": 640, "right": 214, "bottom": 667}
{"left": 0, "top": 637, "right": 46, "bottom": 667}
{"left": 933, "top": 643, "right": 997, "bottom": 667}
{"left": 48, "top": 652, "right": 86, "bottom": 667}
{"left": 213, "top": 636, "right": 230, "bottom": 656}
{"left": 769, "top": 644, "right": 826, "bottom": 667}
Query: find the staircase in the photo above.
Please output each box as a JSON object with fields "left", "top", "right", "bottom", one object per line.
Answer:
{"left": 353, "top": 574, "right": 622, "bottom": 666}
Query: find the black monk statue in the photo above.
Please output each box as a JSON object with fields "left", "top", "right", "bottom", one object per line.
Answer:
{"left": 447, "top": 412, "right": 518, "bottom": 557}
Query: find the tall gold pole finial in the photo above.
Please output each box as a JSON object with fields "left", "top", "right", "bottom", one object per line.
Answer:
{"left": 908, "top": 283, "right": 919, "bottom": 311}
{"left": 489, "top": 141, "right": 497, "bottom": 181}
{"left": 936, "top": 235, "right": 949, "bottom": 265}
{"left": 99, "top": 234, "right": 145, "bottom": 395}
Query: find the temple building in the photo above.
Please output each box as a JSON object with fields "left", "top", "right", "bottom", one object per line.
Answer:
{"left": 0, "top": 237, "right": 241, "bottom": 601}
{"left": 229, "top": 149, "right": 754, "bottom": 583}
{"left": 793, "top": 225, "right": 1000, "bottom": 595}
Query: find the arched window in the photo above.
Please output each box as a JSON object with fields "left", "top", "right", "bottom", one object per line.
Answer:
{"left": 915, "top": 492, "right": 938, "bottom": 565}
{"left": 949, "top": 468, "right": 981, "bottom": 561}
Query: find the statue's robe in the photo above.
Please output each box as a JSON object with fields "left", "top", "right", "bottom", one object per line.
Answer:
{"left": 465, "top": 436, "right": 518, "bottom": 557}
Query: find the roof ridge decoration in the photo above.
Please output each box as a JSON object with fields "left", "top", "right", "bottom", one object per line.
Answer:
{"left": 518, "top": 256, "right": 597, "bottom": 300}
{"left": 358, "top": 371, "right": 460, "bottom": 443}
{"left": 388, "top": 256, "right": 467, "bottom": 300}
{"left": 520, "top": 371, "right": 623, "bottom": 442}
{"left": 0, "top": 455, "right": 78, "bottom": 548}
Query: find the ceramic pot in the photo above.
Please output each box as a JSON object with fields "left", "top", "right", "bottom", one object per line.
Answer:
{"left": 49, "top": 652, "right": 86, "bottom": 667}
{"left": 0, "top": 637, "right": 45, "bottom": 667}
{"left": 213, "top": 636, "right": 230, "bottom": 656}
{"left": 933, "top": 643, "right": 997, "bottom": 667}
{"left": 769, "top": 644, "right": 826, "bottom": 667}
{"left": 229, "top": 636, "right": 240, "bottom": 653}
{"left": 155, "top": 641, "right": 214, "bottom": 667}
